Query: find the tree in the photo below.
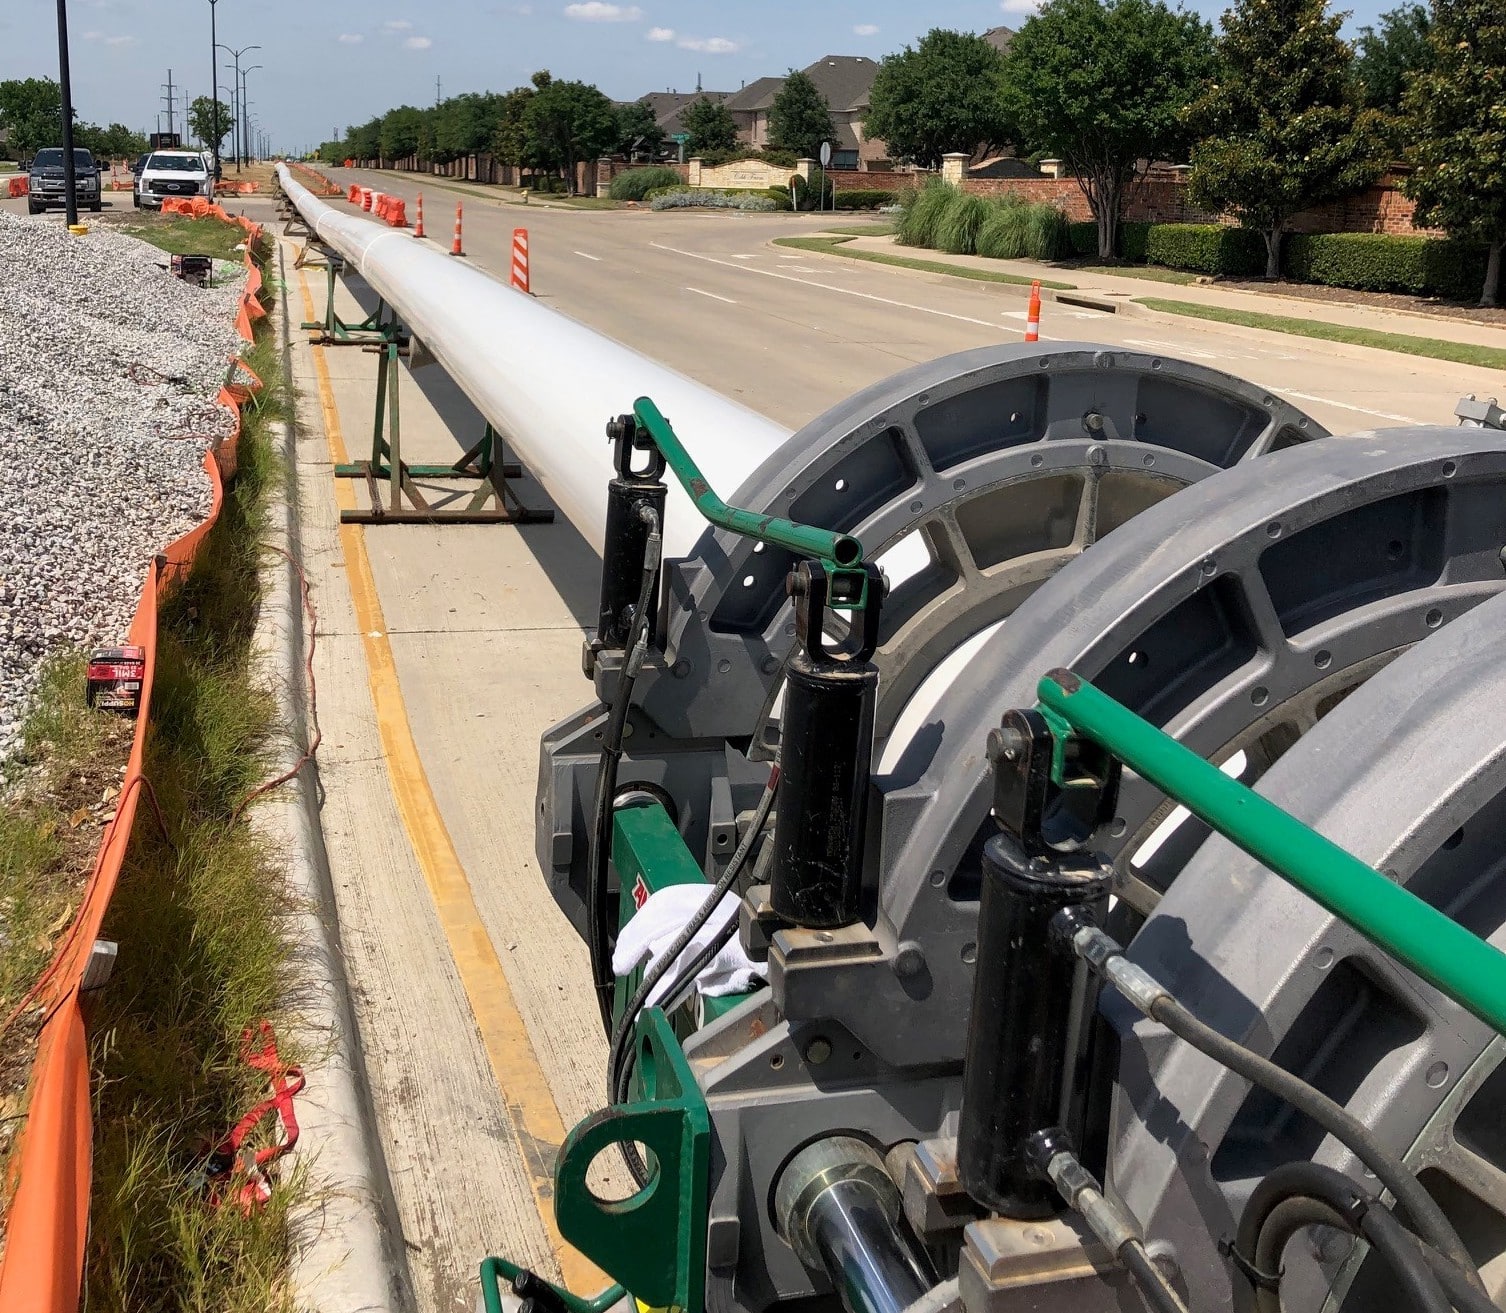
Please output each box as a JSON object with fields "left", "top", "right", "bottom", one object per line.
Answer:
{"left": 346, "top": 117, "right": 382, "bottom": 163}
{"left": 493, "top": 85, "right": 537, "bottom": 167}
{"left": 380, "top": 105, "right": 425, "bottom": 161}
{"left": 1187, "top": 0, "right": 1387, "bottom": 278}
{"left": 524, "top": 78, "right": 617, "bottom": 192}
{"left": 768, "top": 69, "right": 834, "bottom": 160}
{"left": 1402, "top": 0, "right": 1506, "bottom": 306}
{"left": 0, "top": 77, "right": 63, "bottom": 159}
{"left": 864, "top": 30, "right": 1010, "bottom": 169}
{"left": 1353, "top": 3, "right": 1433, "bottom": 111}
{"left": 680, "top": 96, "right": 737, "bottom": 156}
{"left": 615, "top": 100, "right": 665, "bottom": 159}
{"left": 1003, "top": 0, "right": 1215, "bottom": 259}
{"left": 188, "top": 96, "right": 231, "bottom": 154}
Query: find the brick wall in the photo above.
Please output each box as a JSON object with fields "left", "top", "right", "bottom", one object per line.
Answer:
{"left": 826, "top": 169, "right": 919, "bottom": 192}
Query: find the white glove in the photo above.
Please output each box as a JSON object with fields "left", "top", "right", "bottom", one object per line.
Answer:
{"left": 611, "top": 883, "right": 764, "bottom": 1006}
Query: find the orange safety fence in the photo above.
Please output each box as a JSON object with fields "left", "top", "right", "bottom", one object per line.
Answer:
{"left": 0, "top": 206, "right": 267, "bottom": 1313}
{"left": 7, "top": 176, "right": 26, "bottom": 198}
{"left": 287, "top": 162, "right": 343, "bottom": 197}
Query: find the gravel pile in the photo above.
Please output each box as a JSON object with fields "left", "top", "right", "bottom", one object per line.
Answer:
{"left": 0, "top": 212, "right": 248, "bottom": 759}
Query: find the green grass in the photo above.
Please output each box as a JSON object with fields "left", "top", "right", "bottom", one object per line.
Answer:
{"left": 114, "top": 214, "right": 257, "bottom": 263}
{"left": 1138, "top": 297, "right": 1506, "bottom": 369}
{"left": 1073, "top": 263, "right": 1198, "bottom": 286}
{"left": 79, "top": 262, "right": 300, "bottom": 1310}
{"left": 822, "top": 223, "right": 895, "bottom": 237}
{"left": 774, "top": 235, "right": 1076, "bottom": 289}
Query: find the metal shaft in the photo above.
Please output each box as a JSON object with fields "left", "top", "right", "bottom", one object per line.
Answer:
{"left": 275, "top": 166, "right": 790, "bottom": 560}
{"left": 775, "top": 1137, "right": 937, "bottom": 1313}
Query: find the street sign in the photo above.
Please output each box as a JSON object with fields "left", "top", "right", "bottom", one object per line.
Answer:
{"left": 819, "top": 140, "right": 832, "bottom": 167}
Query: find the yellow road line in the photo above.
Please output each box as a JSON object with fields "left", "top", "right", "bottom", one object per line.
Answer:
{"left": 297, "top": 267, "right": 607, "bottom": 1293}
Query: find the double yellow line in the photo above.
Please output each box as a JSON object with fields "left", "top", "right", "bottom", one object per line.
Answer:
{"left": 298, "top": 269, "right": 605, "bottom": 1292}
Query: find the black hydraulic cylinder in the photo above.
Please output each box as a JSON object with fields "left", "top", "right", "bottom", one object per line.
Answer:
{"left": 597, "top": 415, "right": 667, "bottom": 650}
{"left": 769, "top": 562, "right": 883, "bottom": 929}
{"left": 957, "top": 832, "right": 1111, "bottom": 1217}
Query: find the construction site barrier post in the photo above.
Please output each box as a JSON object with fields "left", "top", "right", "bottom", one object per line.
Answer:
{"left": 452, "top": 203, "right": 465, "bottom": 258}
{"left": 510, "top": 228, "right": 530, "bottom": 294}
{"left": 1025, "top": 280, "right": 1042, "bottom": 343}
{"left": 414, "top": 192, "right": 425, "bottom": 238}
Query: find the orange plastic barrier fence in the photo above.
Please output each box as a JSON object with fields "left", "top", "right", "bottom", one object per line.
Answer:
{"left": 0, "top": 207, "right": 266, "bottom": 1313}
{"left": 7, "top": 176, "right": 26, "bottom": 198}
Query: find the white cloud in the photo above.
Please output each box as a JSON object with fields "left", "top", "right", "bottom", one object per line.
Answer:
{"left": 853, "top": 23, "right": 879, "bottom": 36}
{"left": 404, "top": 35, "right": 433, "bottom": 48}
{"left": 82, "top": 28, "right": 104, "bottom": 38}
{"left": 105, "top": 33, "right": 136, "bottom": 44}
{"left": 646, "top": 25, "right": 674, "bottom": 40}
{"left": 999, "top": 0, "right": 1040, "bottom": 11}
{"left": 676, "top": 34, "right": 738, "bottom": 53}
{"left": 381, "top": 19, "right": 413, "bottom": 31}
{"left": 563, "top": 2, "right": 643, "bottom": 20}
{"left": 338, "top": 32, "right": 364, "bottom": 43}
{"left": 514, "top": 3, "right": 534, "bottom": 11}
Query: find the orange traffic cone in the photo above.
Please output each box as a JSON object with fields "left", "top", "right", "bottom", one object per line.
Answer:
{"left": 510, "top": 228, "right": 530, "bottom": 293}
{"left": 1025, "top": 280, "right": 1042, "bottom": 342}
{"left": 452, "top": 202, "right": 465, "bottom": 257}
{"left": 414, "top": 192, "right": 425, "bottom": 238}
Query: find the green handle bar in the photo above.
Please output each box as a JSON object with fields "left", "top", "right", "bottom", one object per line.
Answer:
{"left": 1037, "top": 669, "right": 1506, "bottom": 1038}
{"left": 633, "top": 396, "right": 863, "bottom": 568}
{"left": 478, "top": 1256, "right": 624, "bottom": 1313}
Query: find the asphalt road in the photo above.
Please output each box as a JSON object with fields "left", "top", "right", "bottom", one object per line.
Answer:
{"left": 327, "top": 165, "right": 1499, "bottom": 436}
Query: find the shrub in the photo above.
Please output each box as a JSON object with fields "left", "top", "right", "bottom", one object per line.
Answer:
{"left": 975, "top": 199, "right": 1032, "bottom": 259}
{"left": 1282, "top": 232, "right": 1490, "bottom": 300}
{"left": 650, "top": 189, "right": 779, "bottom": 211}
{"left": 1067, "top": 221, "right": 1098, "bottom": 257}
{"left": 1121, "top": 221, "right": 1151, "bottom": 263}
{"left": 935, "top": 192, "right": 994, "bottom": 254}
{"left": 833, "top": 189, "right": 897, "bottom": 210}
{"left": 645, "top": 184, "right": 690, "bottom": 202}
{"left": 1023, "top": 203, "right": 1070, "bottom": 261}
{"left": 764, "top": 186, "right": 794, "bottom": 211}
{"left": 788, "top": 168, "right": 835, "bottom": 211}
{"left": 609, "top": 166, "right": 684, "bottom": 202}
{"left": 1144, "top": 223, "right": 1266, "bottom": 276}
{"left": 896, "top": 181, "right": 956, "bottom": 248}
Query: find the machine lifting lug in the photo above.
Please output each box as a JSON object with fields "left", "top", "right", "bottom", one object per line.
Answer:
{"left": 987, "top": 706, "right": 1120, "bottom": 858}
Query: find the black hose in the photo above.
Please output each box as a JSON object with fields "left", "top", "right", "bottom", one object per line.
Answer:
{"left": 1234, "top": 1161, "right": 1453, "bottom": 1313}
{"left": 585, "top": 507, "right": 662, "bottom": 1034}
{"left": 1119, "top": 1241, "right": 1189, "bottom": 1313}
{"left": 1151, "top": 994, "right": 1484, "bottom": 1296}
{"left": 608, "top": 769, "right": 778, "bottom": 1183}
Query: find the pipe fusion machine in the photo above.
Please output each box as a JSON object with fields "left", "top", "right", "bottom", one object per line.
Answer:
{"left": 276, "top": 167, "right": 1506, "bottom": 1313}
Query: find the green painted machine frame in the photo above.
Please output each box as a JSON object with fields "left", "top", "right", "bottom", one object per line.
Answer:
{"left": 1035, "top": 667, "right": 1506, "bottom": 1037}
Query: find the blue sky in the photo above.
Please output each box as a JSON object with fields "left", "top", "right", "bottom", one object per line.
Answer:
{"left": 1, "top": 0, "right": 1399, "bottom": 153}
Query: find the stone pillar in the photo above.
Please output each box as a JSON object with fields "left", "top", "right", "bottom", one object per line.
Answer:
{"left": 796, "top": 157, "right": 815, "bottom": 181}
{"left": 1039, "top": 159, "right": 1063, "bottom": 179}
{"left": 689, "top": 157, "right": 703, "bottom": 187}
{"left": 941, "top": 152, "right": 968, "bottom": 186}
{"left": 596, "top": 157, "right": 614, "bottom": 198}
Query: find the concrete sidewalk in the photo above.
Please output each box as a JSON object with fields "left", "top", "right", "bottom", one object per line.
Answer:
{"left": 837, "top": 234, "right": 1506, "bottom": 353}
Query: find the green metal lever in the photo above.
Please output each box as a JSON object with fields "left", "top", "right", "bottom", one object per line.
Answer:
{"left": 1036, "top": 668, "right": 1506, "bottom": 1038}
{"left": 478, "top": 1256, "right": 624, "bottom": 1313}
{"left": 633, "top": 396, "right": 863, "bottom": 570}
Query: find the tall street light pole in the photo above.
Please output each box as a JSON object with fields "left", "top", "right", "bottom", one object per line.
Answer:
{"left": 217, "top": 42, "right": 260, "bottom": 169}
{"left": 241, "top": 65, "right": 262, "bottom": 162}
{"left": 223, "top": 67, "right": 239, "bottom": 168}
{"left": 208, "top": 0, "right": 221, "bottom": 179}
{"left": 55, "top": 0, "right": 79, "bottom": 228}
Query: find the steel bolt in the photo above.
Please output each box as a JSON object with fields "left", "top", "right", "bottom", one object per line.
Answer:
{"left": 893, "top": 941, "right": 926, "bottom": 979}
{"left": 804, "top": 1037, "right": 832, "bottom": 1065}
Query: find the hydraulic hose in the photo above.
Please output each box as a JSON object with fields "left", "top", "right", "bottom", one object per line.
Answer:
{"left": 1057, "top": 915, "right": 1485, "bottom": 1296}
{"left": 1235, "top": 1162, "right": 1454, "bottom": 1313}
{"left": 585, "top": 506, "right": 662, "bottom": 1033}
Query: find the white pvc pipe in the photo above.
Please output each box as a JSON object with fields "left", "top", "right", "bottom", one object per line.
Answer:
{"left": 277, "top": 165, "right": 791, "bottom": 558}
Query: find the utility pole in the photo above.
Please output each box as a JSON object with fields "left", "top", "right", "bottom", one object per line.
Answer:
{"left": 217, "top": 43, "right": 260, "bottom": 168}
{"left": 56, "top": 0, "right": 79, "bottom": 227}
{"left": 209, "top": 0, "right": 221, "bottom": 178}
{"left": 241, "top": 64, "right": 262, "bottom": 162}
{"left": 161, "top": 69, "right": 178, "bottom": 136}
{"left": 436, "top": 75, "right": 442, "bottom": 107}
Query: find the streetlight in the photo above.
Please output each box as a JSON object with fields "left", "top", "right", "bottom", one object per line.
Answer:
{"left": 208, "top": 0, "right": 221, "bottom": 180}
{"left": 222, "top": 66, "right": 239, "bottom": 167}
{"left": 216, "top": 42, "right": 260, "bottom": 168}
{"left": 241, "top": 65, "right": 262, "bottom": 162}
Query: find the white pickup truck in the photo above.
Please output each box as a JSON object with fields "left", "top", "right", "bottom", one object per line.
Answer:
{"left": 135, "top": 150, "right": 217, "bottom": 210}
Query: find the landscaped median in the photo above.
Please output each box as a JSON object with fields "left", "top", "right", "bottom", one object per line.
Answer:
{"left": 0, "top": 202, "right": 303, "bottom": 1313}
{"left": 774, "top": 235, "right": 1076, "bottom": 290}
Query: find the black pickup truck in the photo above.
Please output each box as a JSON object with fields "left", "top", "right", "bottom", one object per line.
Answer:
{"left": 26, "top": 146, "right": 103, "bottom": 214}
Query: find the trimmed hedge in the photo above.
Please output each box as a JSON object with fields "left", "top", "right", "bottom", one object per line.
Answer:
{"left": 1145, "top": 223, "right": 1266, "bottom": 276}
{"left": 1067, "top": 221, "right": 1151, "bottom": 260}
{"left": 609, "top": 166, "right": 684, "bottom": 202}
{"left": 1283, "top": 232, "right": 1491, "bottom": 300}
{"left": 833, "top": 189, "right": 897, "bottom": 210}
{"left": 650, "top": 189, "right": 778, "bottom": 211}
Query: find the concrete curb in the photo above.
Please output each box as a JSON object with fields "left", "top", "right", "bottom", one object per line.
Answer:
{"left": 249, "top": 249, "right": 416, "bottom": 1313}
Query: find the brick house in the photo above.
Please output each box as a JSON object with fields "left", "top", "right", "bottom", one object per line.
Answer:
{"left": 726, "top": 56, "right": 892, "bottom": 170}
